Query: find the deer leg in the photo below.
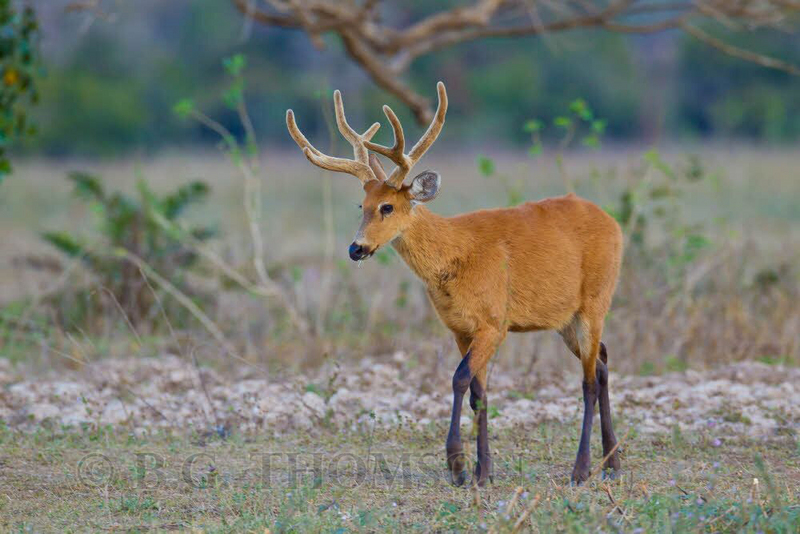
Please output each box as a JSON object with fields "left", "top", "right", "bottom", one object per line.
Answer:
{"left": 446, "top": 330, "right": 502, "bottom": 487}
{"left": 572, "top": 375, "right": 599, "bottom": 484}
{"left": 597, "top": 343, "right": 621, "bottom": 475}
{"left": 469, "top": 367, "right": 492, "bottom": 486}
{"left": 569, "top": 316, "right": 603, "bottom": 485}
{"left": 446, "top": 350, "right": 471, "bottom": 486}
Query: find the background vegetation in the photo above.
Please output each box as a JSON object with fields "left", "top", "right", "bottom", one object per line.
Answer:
{"left": 19, "top": 0, "right": 800, "bottom": 159}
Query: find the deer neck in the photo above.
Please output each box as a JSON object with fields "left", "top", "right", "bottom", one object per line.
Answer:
{"left": 392, "top": 206, "right": 466, "bottom": 285}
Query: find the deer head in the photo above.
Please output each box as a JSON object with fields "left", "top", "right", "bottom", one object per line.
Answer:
{"left": 287, "top": 82, "right": 448, "bottom": 261}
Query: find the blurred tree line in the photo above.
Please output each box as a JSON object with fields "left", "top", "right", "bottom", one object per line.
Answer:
{"left": 24, "top": 0, "right": 800, "bottom": 157}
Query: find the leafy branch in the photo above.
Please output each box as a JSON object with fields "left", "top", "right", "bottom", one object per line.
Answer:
{"left": 174, "top": 54, "right": 309, "bottom": 334}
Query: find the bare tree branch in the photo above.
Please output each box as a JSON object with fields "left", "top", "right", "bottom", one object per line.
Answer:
{"left": 682, "top": 22, "right": 800, "bottom": 75}
{"left": 225, "top": 1, "right": 800, "bottom": 123}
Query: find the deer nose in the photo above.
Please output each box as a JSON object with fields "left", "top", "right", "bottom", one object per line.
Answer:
{"left": 349, "top": 242, "right": 367, "bottom": 261}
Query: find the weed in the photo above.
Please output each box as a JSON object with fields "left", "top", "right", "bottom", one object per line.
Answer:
{"left": 41, "top": 171, "right": 214, "bottom": 330}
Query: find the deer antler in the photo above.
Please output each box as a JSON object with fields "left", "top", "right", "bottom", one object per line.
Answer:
{"left": 364, "top": 81, "right": 448, "bottom": 188}
{"left": 286, "top": 90, "right": 381, "bottom": 184}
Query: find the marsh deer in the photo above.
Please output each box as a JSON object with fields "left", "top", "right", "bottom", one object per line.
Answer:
{"left": 286, "top": 82, "right": 623, "bottom": 486}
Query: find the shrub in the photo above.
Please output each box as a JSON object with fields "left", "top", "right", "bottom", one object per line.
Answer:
{"left": 42, "top": 171, "right": 214, "bottom": 329}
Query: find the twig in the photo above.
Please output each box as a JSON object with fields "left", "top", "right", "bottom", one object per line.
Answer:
{"left": 191, "top": 343, "right": 221, "bottom": 430}
{"left": 93, "top": 286, "right": 144, "bottom": 349}
{"left": 506, "top": 486, "right": 524, "bottom": 516}
{"left": 185, "top": 108, "right": 309, "bottom": 334}
{"left": 511, "top": 492, "right": 541, "bottom": 534}
{"left": 683, "top": 23, "right": 800, "bottom": 76}
{"left": 604, "top": 484, "right": 626, "bottom": 516}
{"left": 118, "top": 249, "right": 235, "bottom": 355}
{"left": 569, "top": 426, "right": 631, "bottom": 497}
{"left": 121, "top": 386, "right": 175, "bottom": 426}
{"left": 588, "top": 426, "right": 631, "bottom": 482}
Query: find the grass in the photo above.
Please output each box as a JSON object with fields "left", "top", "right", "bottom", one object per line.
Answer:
{"left": 1, "top": 148, "right": 799, "bottom": 377}
{"left": 1, "top": 420, "right": 798, "bottom": 532}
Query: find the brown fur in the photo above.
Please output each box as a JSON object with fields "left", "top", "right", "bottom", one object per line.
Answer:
{"left": 287, "top": 83, "right": 624, "bottom": 486}
{"left": 357, "top": 180, "right": 623, "bottom": 485}
{"left": 358, "top": 180, "right": 622, "bottom": 381}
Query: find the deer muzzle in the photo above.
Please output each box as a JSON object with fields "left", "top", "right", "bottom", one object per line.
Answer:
{"left": 349, "top": 242, "right": 373, "bottom": 261}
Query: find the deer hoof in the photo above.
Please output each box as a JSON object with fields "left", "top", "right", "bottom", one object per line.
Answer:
{"left": 570, "top": 461, "right": 591, "bottom": 486}
{"left": 450, "top": 467, "right": 468, "bottom": 487}
{"left": 473, "top": 459, "right": 492, "bottom": 487}
{"left": 602, "top": 467, "right": 620, "bottom": 481}
{"left": 446, "top": 446, "right": 466, "bottom": 487}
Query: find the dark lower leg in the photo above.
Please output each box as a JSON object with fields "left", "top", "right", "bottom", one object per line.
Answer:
{"left": 446, "top": 351, "right": 472, "bottom": 486}
{"left": 596, "top": 345, "right": 620, "bottom": 472}
{"left": 571, "top": 378, "right": 598, "bottom": 484}
{"left": 469, "top": 377, "right": 491, "bottom": 486}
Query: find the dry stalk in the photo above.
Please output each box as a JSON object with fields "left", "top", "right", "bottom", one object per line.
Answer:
{"left": 119, "top": 249, "right": 235, "bottom": 355}
{"left": 149, "top": 210, "right": 304, "bottom": 333}
{"left": 505, "top": 486, "right": 524, "bottom": 516}
{"left": 5, "top": 250, "right": 87, "bottom": 352}
{"left": 313, "top": 92, "right": 341, "bottom": 335}
{"left": 511, "top": 492, "right": 542, "bottom": 533}
{"left": 191, "top": 344, "right": 221, "bottom": 430}
{"left": 186, "top": 108, "right": 309, "bottom": 335}
{"left": 603, "top": 483, "right": 626, "bottom": 517}
{"left": 117, "top": 249, "right": 269, "bottom": 378}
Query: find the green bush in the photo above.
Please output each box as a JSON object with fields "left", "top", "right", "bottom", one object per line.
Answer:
{"left": 42, "top": 172, "right": 215, "bottom": 329}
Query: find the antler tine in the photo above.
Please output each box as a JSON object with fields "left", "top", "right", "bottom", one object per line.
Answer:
{"left": 286, "top": 109, "right": 323, "bottom": 157}
{"left": 286, "top": 84, "right": 446, "bottom": 186}
{"left": 364, "top": 81, "right": 448, "bottom": 188}
{"left": 286, "top": 108, "right": 377, "bottom": 184}
{"left": 368, "top": 153, "right": 388, "bottom": 182}
{"left": 364, "top": 104, "right": 412, "bottom": 186}
{"left": 333, "top": 90, "right": 382, "bottom": 167}
{"left": 301, "top": 148, "right": 375, "bottom": 183}
{"left": 363, "top": 121, "right": 381, "bottom": 141}
{"left": 408, "top": 81, "right": 448, "bottom": 162}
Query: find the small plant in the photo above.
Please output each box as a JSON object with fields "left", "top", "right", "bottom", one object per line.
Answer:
{"left": 174, "top": 54, "right": 308, "bottom": 334}
{"left": 42, "top": 171, "right": 214, "bottom": 329}
{"left": 526, "top": 98, "right": 607, "bottom": 192}
{"left": 604, "top": 149, "right": 712, "bottom": 266}
{"left": 476, "top": 154, "right": 524, "bottom": 207}
{"left": 525, "top": 98, "right": 607, "bottom": 155}
{"left": 477, "top": 98, "right": 607, "bottom": 204}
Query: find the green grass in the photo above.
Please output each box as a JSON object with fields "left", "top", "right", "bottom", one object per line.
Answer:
{"left": 1, "top": 421, "right": 797, "bottom": 532}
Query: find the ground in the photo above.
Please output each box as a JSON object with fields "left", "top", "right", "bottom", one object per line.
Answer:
{"left": 1, "top": 149, "right": 799, "bottom": 531}
{"left": 1, "top": 355, "right": 798, "bottom": 532}
{"left": 1, "top": 418, "right": 798, "bottom": 532}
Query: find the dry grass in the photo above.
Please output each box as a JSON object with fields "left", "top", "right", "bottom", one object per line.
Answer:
{"left": 1, "top": 147, "right": 798, "bottom": 377}
{"left": 1, "top": 420, "right": 798, "bottom": 532}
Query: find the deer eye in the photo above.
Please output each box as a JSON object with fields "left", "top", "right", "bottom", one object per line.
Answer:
{"left": 380, "top": 204, "right": 394, "bottom": 216}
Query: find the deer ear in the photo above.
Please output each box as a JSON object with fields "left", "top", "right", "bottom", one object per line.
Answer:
{"left": 409, "top": 171, "right": 440, "bottom": 203}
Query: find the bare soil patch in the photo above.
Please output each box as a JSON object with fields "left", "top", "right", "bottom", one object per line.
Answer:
{"left": 1, "top": 355, "right": 797, "bottom": 440}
